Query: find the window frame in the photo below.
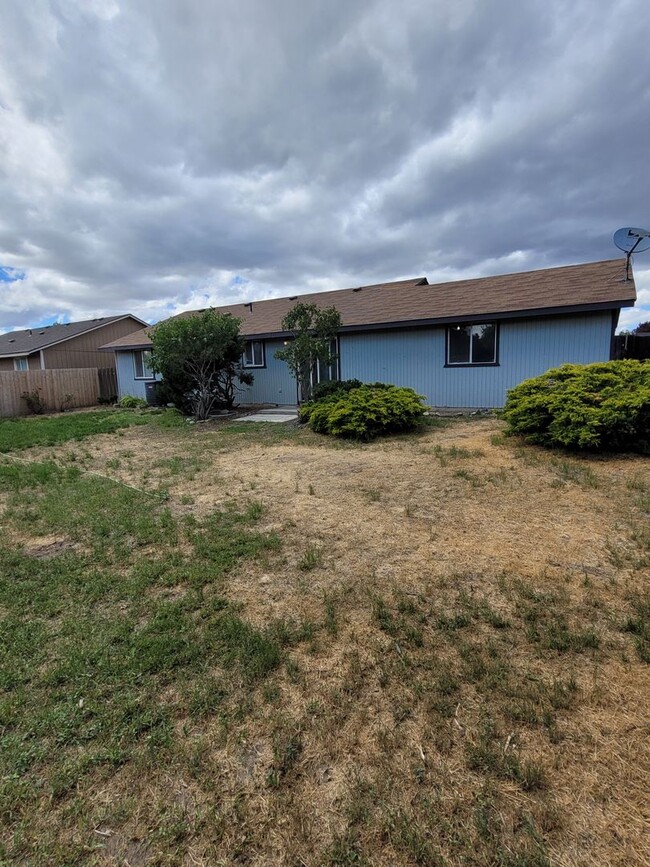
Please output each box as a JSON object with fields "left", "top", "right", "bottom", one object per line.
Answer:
{"left": 13, "top": 357, "right": 29, "bottom": 371}
{"left": 445, "top": 322, "right": 499, "bottom": 367}
{"left": 243, "top": 339, "right": 266, "bottom": 368}
{"left": 133, "top": 349, "right": 155, "bottom": 380}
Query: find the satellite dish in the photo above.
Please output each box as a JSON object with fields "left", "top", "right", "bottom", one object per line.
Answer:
{"left": 613, "top": 227, "right": 650, "bottom": 281}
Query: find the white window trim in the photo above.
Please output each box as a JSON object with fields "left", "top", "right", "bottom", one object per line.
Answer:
{"left": 446, "top": 322, "right": 498, "bottom": 366}
{"left": 133, "top": 349, "right": 155, "bottom": 380}
{"left": 13, "top": 357, "right": 29, "bottom": 371}
{"left": 243, "top": 339, "right": 265, "bottom": 368}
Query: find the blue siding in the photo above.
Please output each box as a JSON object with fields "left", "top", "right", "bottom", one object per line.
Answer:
{"left": 114, "top": 313, "right": 613, "bottom": 409}
{"left": 116, "top": 340, "right": 296, "bottom": 405}
{"left": 238, "top": 339, "right": 297, "bottom": 404}
{"left": 340, "top": 313, "right": 613, "bottom": 408}
{"left": 115, "top": 351, "right": 161, "bottom": 400}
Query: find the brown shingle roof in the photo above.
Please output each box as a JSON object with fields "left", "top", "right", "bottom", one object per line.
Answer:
{"left": 0, "top": 314, "right": 148, "bottom": 357}
{"left": 100, "top": 259, "right": 636, "bottom": 350}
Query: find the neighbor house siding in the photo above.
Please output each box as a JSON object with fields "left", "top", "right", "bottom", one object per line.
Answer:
{"left": 238, "top": 339, "right": 297, "bottom": 404}
{"left": 0, "top": 352, "right": 42, "bottom": 371}
{"left": 339, "top": 312, "right": 613, "bottom": 408}
{"left": 41, "top": 317, "right": 145, "bottom": 369}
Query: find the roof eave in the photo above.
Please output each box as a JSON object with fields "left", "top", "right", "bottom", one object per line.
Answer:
{"left": 240, "top": 299, "right": 637, "bottom": 339}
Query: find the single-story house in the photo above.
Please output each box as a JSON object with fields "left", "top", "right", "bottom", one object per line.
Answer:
{"left": 0, "top": 315, "right": 148, "bottom": 372}
{"left": 100, "top": 259, "right": 636, "bottom": 408}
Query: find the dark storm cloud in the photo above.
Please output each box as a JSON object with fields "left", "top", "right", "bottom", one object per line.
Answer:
{"left": 0, "top": 0, "right": 648, "bottom": 331}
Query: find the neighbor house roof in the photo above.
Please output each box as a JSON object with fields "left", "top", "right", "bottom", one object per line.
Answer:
{"left": 0, "top": 315, "right": 148, "bottom": 358}
{"left": 100, "top": 259, "right": 636, "bottom": 350}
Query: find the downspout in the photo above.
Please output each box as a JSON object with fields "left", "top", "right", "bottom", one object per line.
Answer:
{"left": 609, "top": 310, "right": 620, "bottom": 360}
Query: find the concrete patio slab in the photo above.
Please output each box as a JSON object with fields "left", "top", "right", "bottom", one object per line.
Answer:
{"left": 239, "top": 406, "right": 299, "bottom": 424}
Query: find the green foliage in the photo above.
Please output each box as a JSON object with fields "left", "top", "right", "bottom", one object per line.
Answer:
{"left": 274, "top": 302, "right": 342, "bottom": 402}
{"left": 150, "top": 310, "right": 253, "bottom": 418}
{"left": 502, "top": 360, "right": 650, "bottom": 452}
{"left": 311, "top": 378, "right": 362, "bottom": 402}
{"left": 300, "top": 383, "right": 427, "bottom": 441}
{"left": 118, "top": 394, "right": 148, "bottom": 408}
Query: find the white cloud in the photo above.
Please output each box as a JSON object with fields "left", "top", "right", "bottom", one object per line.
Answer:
{"left": 0, "top": 0, "right": 649, "bottom": 331}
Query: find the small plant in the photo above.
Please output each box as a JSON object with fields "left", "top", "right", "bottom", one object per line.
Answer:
{"left": 21, "top": 389, "right": 46, "bottom": 415}
{"left": 621, "top": 594, "right": 650, "bottom": 663}
{"left": 118, "top": 395, "right": 149, "bottom": 408}
{"left": 59, "top": 393, "right": 75, "bottom": 412}
{"left": 298, "top": 545, "right": 323, "bottom": 571}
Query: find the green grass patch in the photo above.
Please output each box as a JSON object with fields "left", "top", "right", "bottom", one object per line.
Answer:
{"left": 0, "top": 454, "right": 311, "bottom": 862}
{"left": 0, "top": 409, "right": 183, "bottom": 453}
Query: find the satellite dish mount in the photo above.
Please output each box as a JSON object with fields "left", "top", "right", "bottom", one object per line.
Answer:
{"left": 613, "top": 227, "right": 650, "bottom": 281}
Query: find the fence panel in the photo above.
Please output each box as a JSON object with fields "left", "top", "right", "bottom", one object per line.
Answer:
{"left": 98, "top": 367, "right": 118, "bottom": 401}
{"left": 612, "top": 334, "right": 650, "bottom": 361}
{"left": 0, "top": 368, "right": 101, "bottom": 417}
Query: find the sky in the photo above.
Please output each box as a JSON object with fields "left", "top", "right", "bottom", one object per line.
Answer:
{"left": 0, "top": 0, "right": 649, "bottom": 333}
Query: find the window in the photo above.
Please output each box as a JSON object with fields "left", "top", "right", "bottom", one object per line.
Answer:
{"left": 133, "top": 350, "right": 154, "bottom": 379}
{"left": 446, "top": 323, "right": 497, "bottom": 365}
{"left": 13, "top": 358, "right": 28, "bottom": 371}
{"left": 311, "top": 338, "right": 339, "bottom": 386}
{"left": 243, "top": 340, "right": 265, "bottom": 367}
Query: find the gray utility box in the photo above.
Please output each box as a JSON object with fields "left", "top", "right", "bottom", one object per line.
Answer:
{"left": 144, "top": 381, "right": 161, "bottom": 406}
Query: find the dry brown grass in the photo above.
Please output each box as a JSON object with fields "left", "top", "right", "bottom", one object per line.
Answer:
{"left": 4, "top": 416, "right": 649, "bottom": 866}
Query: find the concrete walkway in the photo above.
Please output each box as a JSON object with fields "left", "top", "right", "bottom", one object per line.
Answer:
{"left": 239, "top": 406, "right": 299, "bottom": 424}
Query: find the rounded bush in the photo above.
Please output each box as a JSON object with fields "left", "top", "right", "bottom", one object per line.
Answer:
{"left": 501, "top": 360, "right": 650, "bottom": 452}
{"left": 300, "top": 383, "right": 427, "bottom": 441}
{"left": 311, "top": 378, "right": 362, "bottom": 402}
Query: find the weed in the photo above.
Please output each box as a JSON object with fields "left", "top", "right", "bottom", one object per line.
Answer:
{"left": 298, "top": 545, "right": 324, "bottom": 571}
{"left": 322, "top": 830, "right": 366, "bottom": 866}
{"left": 551, "top": 458, "right": 599, "bottom": 489}
{"left": 466, "top": 719, "right": 546, "bottom": 791}
{"left": 324, "top": 595, "right": 339, "bottom": 636}
{"left": 621, "top": 594, "right": 650, "bottom": 662}
{"left": 267, "top": 724, "right": 303, "bottom": 787}
{"left": 454, "top": 468, "right": 484, "bottom": 486}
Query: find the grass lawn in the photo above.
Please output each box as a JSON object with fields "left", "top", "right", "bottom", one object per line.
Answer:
{"left": 0, "top": 411, "right": 648, "bottom": 865}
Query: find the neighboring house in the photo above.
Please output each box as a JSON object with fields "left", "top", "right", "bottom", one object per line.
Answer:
{"left": 0, "top": 315, "right": 148, "bottom": 373}
{"left": 101, "top": 259, "right": 636, "bottom": 408}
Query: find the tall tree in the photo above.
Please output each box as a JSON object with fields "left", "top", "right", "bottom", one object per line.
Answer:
{"left": 150, "top": 310, "right": 253, "bottom": 420}
{"left": 275, "top": 303, "right": 342, "bottom": 402}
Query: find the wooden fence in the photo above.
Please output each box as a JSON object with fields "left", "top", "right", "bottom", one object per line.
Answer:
{"left": 0, "top": 368, "right": 105, "bottom": 417}
{"left": 98, "top": 367, "right": 118, "bottom": 401}
{"left": 612, "top": 333, "right": 650, "bottom": 360}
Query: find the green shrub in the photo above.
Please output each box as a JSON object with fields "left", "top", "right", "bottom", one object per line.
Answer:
{"left": 311, "top": 378, "right": 362, "bottom": 402}
{"left": 300, "top": 384, "right": 427, "bottom": 441}
{"left": 118, "top": 395, "right": 148, "bottom": 409}
{"left": 502, "top": 360, "right": 650, "bottom": 452}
